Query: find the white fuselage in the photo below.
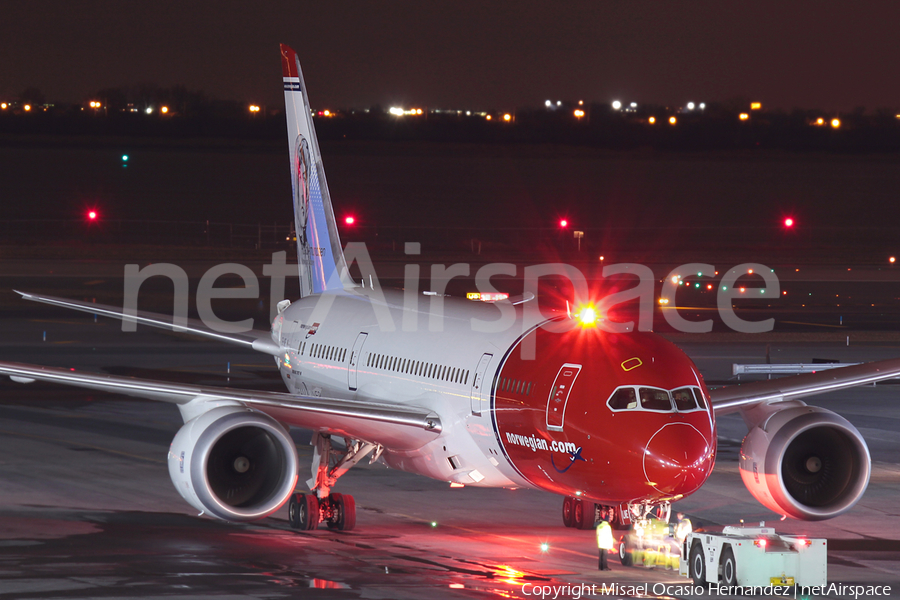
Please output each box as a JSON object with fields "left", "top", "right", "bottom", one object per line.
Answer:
{"left": 271, "top": 288, "right": 548, "bottom": 491}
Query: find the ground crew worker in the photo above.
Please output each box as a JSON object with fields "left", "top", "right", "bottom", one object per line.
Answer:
{"left": 674, "top": 512, "right": 692, "bottom": 544}
{"left": 596, "top": 520, "right": 613, "bottom": 571}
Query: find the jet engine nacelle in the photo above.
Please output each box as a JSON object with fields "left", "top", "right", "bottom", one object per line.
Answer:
{"left": 167, "top": 406, "right": 299, "bottom": 521}
{"left": 739, "top": 402, "right": 870, "bottom": 520}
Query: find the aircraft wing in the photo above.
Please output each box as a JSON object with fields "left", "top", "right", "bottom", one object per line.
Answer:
{"left": 0, "top": 361, "right": 441, "bottom": 451}
{"left": 710, "top": 357, "right": 900, "bottom": 415}
{"left": 14, "top": 290, "right": 280, "bottom": 356}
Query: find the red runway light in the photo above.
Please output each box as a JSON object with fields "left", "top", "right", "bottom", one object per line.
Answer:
{"left": 559, "top": 219, "right": 568, "bottom": 228}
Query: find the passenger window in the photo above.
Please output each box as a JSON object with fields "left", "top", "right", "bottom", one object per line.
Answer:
{"left": 608, "top": 387, "right": 637, "bottom": 410}
{"left": 639, "top": 388, "right": 673, "bottom": 411}
{"left": 672, "top": 387, "right": 697, "bottom": 411}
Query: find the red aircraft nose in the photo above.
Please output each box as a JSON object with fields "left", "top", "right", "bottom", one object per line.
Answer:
{"left": 643, "top": 423, "right": 714, "bottom": 497}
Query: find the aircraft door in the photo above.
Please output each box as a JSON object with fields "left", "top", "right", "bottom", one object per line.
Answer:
{"left": 470, "top": 353, "right": 493, "bottom": 415}
{"left": 348, "top": 332, "right": 368, "bottom": 391}
{"left": 546, "top": 363, "right": 582, "bottom": 431}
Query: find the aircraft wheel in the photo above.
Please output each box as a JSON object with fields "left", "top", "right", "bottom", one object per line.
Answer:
{"left": 572, "top": 498, "right": 584, "bottom": 529}
{"left": 290, "top": 492, "right": 319, "bottom": 530}
{"left": 689, "top": 542, "right": 706, "bottom": 586}
{"left": 618, "top": 536, "right": 633, "bottom": 566}
{"left": 326, "top": 493, "right": 356, "bottom": 531}
{"left": 721, "top": 547, "right": 737, "bottom": 586}
{"left": 578, "top": 500, "right": 596, "bottom": 529}
{"left": 562, "top": 497, "right": 574, "bottom": 528}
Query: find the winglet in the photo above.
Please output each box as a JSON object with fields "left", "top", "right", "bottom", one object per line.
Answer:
{"left": 280, "top": 44, "right": 352, "bottom": 297}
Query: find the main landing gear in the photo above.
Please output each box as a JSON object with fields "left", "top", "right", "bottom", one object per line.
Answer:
{"left": 288, "top": 433, "right": 381, "bottom": 532}
{"left": 561, "top": 497, "right": 669, "bottom": 531}
{"left": 562, "top": 496, "right": 629, "bottom": 530}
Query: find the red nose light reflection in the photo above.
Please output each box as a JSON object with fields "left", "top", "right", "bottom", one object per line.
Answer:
{"left": 643, "top": 423, "right": 713, "bottom": 496}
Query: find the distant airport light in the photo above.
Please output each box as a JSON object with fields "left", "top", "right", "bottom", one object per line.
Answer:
{"left": 687, "top": 102, "right": 695, "bottom": 110}
{"left": 503, "top": 113, "right": 512, "bottom": 122}
{"left": 160, "top": 106, "right": 169, "bottom": 114}
{"left": 559, "top": 219, "right": 568, "bottom": 228}
{"left": 831, "top": 118, "right": 841, "bottom": 129}
{"left": 485, "top": 114, "right": 492, "bottom": 120}
{"left": 121, "top": 155, "right": 129, "bottom": 162}
{"left": 389, "top": 106, "right": 403, "bottom": 116}
{"left": 648, "top": 116, "right": 656, "bottom": 124}
{"left": 699, "top": 103, "right": 706, "bottom": 110}
{"left": 578, "top": 100, "right": 584, "bottom": 106}
{"left": 23, "top": 104, "right": 32, "bottom": 112}
{"left": 784, "top": 217, "right": 794, "bottom": 228}
{"left": 145, "top": 107, "right": 153, "bottom": 114}
{"left": 556, "top": 101, "right": 561, "bottom": 107}
{"left": 890, "top": 256, "right": 896, "bottom": 264}
{"left": 573, "top": 109, "right": 585, "bottom": 118}
{"left": 658, "top": 297, "right": 670, "bottom": 305}
{"left": 630, "top": 102, "right": 638, "bottom": 109}
{"left": 739, "top": 113, "right": 750, "bottom": 121}
{"left": 611, "top": 100, "right": 622, "bottom": 110}
{"left": 86, "top": 210, "right": 99, "bottom": 221}
{"left": 751, "top": 102, "right": 762, "bottom": 110}
{"left": 669, "top": 116, "right": 677, "bottom": 125}
{"left": 0, "top": 103, "right": 7, "bottom": 110}
{"left": 815, "top": 117, "right": 825, "bottom": 126}
{"left": 249, "top": 104, "right": 261, "bottom": 113}
{"left": 344, "top": 216, "right": 355, "bottom": 225}
{"left": 545, "top": 100, "right": 552, "bottom": 108}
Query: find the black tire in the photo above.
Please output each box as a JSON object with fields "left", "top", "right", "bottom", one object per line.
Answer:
{"left": 721, "top": 546, "right": 737, "bottom": 586}
{"left": 573, "top": 499, "right": 584, "bottom": 529}
{"left": 618, "top": 536, "right": 633, "bottom": 566}
{"left": 562, "top": 497, "right": 574, "bottom": 528}
{"left": 290, "top": 492, "right": 319, "bottom": 530}
{"left": 578, "top": 501, "right": 596, "bottom": 530}
{"left": 288, "top": 493, "right": 302, "bottom": 529}
{"left": 689, "top": 542, "right": 706, "bottom": 586}
{"left": 327, "top": 493, "right": 356, "bottom": 531}
{"left": 609, "top": 506, "right": 629, "bottom": 531}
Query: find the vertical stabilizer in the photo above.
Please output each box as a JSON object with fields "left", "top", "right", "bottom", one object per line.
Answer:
{"left": 281, "top": 44, "right": 351, "bottom": 297}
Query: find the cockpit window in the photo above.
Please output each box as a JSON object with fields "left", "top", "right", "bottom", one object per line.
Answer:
{"left": 608, "top": 387, "right": 637, "bottom": 410}
{"left": 639, "top": 387, "right": 673, "bottom": 411}
{"left": 606, "top": 385, "right": 707, "bottom": 413}
{"left": 694, "top": 387, "right": 708, "bottom": 409}
{"left": 672, "top": 387, "right": 697, "bottom": 411}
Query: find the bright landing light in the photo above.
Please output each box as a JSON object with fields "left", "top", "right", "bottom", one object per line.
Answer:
{"left": 576, "top": 305, "right": 598, "bottom": 326}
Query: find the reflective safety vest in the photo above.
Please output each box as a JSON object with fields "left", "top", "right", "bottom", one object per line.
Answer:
{"left": 596, "top": 521, "right": 614, "bottom": 550}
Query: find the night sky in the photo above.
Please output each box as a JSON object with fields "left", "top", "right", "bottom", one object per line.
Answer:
{"left": 2, "top": 1, "right": 900, "bottom": 112}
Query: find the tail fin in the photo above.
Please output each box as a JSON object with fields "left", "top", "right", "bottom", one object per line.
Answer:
{"left": 280, "top": 44, "right": 351, "bottom": 297}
